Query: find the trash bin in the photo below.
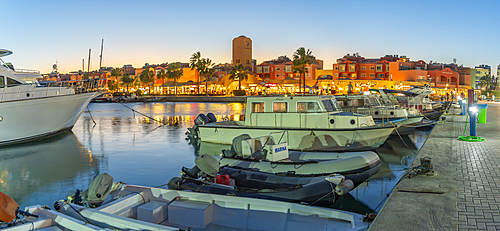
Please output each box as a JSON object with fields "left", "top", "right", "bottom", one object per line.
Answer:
{"left": 476, "top": 104, "right": 488, "bottom": 123}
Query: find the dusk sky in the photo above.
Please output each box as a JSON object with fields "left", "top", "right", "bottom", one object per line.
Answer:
{"left": 2, "top": 0, "right": 499, "bottom": 74}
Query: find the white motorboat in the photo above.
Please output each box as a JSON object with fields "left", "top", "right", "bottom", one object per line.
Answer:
{"left": 188, "top": 95, "right": 395, "bottom": 152}
{"left": 57, "top": 184, "right": 369, "bottom": 230}
{"left": 0, "top": 49, "right": 97, "bottom": 145}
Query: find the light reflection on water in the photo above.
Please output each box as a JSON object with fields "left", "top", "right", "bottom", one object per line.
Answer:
{"left": 1, "top": 102, "right": 430, "bottom": 215}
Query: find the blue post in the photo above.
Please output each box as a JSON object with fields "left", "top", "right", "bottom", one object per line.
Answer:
{"left": 461, "top": 101, "right": 467, "bottom": 116}
{"left": 470, "top": 105, "right": 476, "bottom": 137}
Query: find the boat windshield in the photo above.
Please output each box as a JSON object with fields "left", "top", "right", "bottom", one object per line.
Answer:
{"left": 321, "top": 99, "right": 340, "bottom": 112}
{"left": 368, "top": 97, "right": 381, "bottom": 106}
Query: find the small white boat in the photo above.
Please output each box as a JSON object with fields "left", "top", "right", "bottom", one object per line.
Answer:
{"left": 1, "top": 205, "right": 108, "bottom": 230}
{"left": 189, "top": 95, "right": 395, "bottom": 152}
{"left": 0, "top": 49, "right": 98, "bottom": 145}
{"left": 57, "top": 184, "right": 369, "bottom": 230}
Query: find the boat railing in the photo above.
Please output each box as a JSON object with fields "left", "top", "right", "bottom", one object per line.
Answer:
{"left": 14, "top": 68, "right": 40, "bottom": 74}
{"left": 0, "top": 82, "right": 78, "bottom": 102}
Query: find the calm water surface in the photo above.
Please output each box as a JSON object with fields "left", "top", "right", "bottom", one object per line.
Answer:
{"left": 0, "top": 102, "right": 430, "bottom": 214}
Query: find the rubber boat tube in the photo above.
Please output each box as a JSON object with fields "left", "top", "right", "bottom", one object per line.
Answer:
{"left": 168, "top": 175, "right": 353, "bottom": 206}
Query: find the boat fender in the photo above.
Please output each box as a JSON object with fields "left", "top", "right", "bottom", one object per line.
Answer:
{"left": 206, "top": 113, "right": 217, "bottom": 123}
{"left": 0, "top": 192, "right": 18, "bottom": 223}
{"left": 334, "top": 179, "right": 354, "bottom": 196}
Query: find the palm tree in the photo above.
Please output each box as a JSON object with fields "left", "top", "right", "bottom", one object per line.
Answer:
{"left": 189, "top": 51, "right": 202, "bottom": 94}
{"left": 121, "top": 73, "right": 134, "bottom": 93}
{"left": 479, "top": 73, "right": 493, "bottom": 91}
{"left": 292, "top": 47, "right": 314, "bottom": 94}
{"left": 139, "top": 68, "right": 154, "bottom": 94}
{"left": 229, "top": 63, "right": 251, "bottom": 92}
{"left": 166, "top": 63, "right": 183, "bottom": 95}
{"left": 156, "top": 69, "right": 167, "bottom": 94}
{"left": 200, "top": 58, "right": 215, "bottom": 95}
{"left": 109, "top": 67, "right": 122, "bottom": 91}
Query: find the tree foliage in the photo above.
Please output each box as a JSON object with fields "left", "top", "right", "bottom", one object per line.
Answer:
{"left": 189, "top": 51, "right": 202, "bottom": 94}
{"left": 166, "top": 63, "right": 183, "bottom": 95}
{"left": 292, "top": 47, "right": 314, "bottom": 94}
{"left": 139, "top": 68, "right": 154, "bottom": 94}
{"left": 229, "top": 63, "right": 251, "bottom": 91}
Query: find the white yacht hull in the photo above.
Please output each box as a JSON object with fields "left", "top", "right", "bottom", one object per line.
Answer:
{"left": 198, "top": 123, "right": 394, "bottom": 151}
{"left": 0, "top": 92, "right": 97, "bottom": 145}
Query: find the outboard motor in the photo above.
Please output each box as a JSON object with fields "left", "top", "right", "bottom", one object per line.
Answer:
{"left": 206, "top": 113, "right": 217, "bottom": 123}
{"left": 187, "top": 114, "right": 210, "bottom": 138}
{"left": 194, "top": 114, "right": 209, "bottom": 126}
{"left": 56, "top": 173, "right": 123, "bottom": 210}
{"left": 222, "top": 134, "right": 251, "bottom": 157}
{"left": 181, "top": 154, "right": 220, "bottom": 179}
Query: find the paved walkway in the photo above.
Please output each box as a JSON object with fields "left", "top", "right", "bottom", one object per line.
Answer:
{"left": 369, "top": 102, "right": 500, "bottom": 231}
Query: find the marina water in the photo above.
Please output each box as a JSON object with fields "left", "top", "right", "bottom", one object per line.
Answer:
{"left": 0, "top": 102, "right": 430, "bottom": 214}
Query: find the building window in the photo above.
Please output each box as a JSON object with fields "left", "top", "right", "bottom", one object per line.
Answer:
{"left": 276, "top": 74, "right": 280, "bottom": 77}
{"left": 263, "top": 66, "right": 269, "bottom": 73}
{"left": 251, "top": 102, "right": 265, "bottom": 113}
{"left": 256, "top": 66, "right": 262, "bottom": 73}
{"left": 370, "top": 66, "right": 375, "bottom": 70}
{"left": 378, "top": 74, "right": 384, "bottom": 78}
{"left": 273, "top": 102, "right": 287, "bottom": 113}
{"left": 297, "top": 102, "right": 321, "bottom": 113}
{"left": 339, "top": 65, "right": 346, "bottom": 72}
{"left": 376, "top": 65, "right": 382, "bottom": 72}
{"left": 246, "top": 60, "right": 250, "bottom": 64}
{"left": 334, "top": 73, "right": 338, "bottom": 77}
{"left": 386, "top": 66, "right": 389, "bottom": 72}
{"left": 277, "top": 68, "right": 280, "bottom": 71}
{"left": 334, "top": 66, "right": 338, "bottom": 71}
{"left": 361, "top": 73, "right": 366, "bottom": 77}
{"left": 361, "top": 66, "right": 366, "bottom": 70}
{"left": 285, "top": 65, "right": 292, "bottom": 72}
{"left": 349, "top": 64, "right": 356, "bottom": 72}
{"left": 236, "top": 60, "right": 240, "bottom": 64}
{"left": 341, "top": 73, "right": 348, "bottom": 77}
{"left": 370, "top": 74, "right": 375, "bottom": 77}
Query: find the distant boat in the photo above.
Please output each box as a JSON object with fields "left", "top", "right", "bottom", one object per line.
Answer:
{"left": 0, "top": 49, "right": 98, "bottom": 145}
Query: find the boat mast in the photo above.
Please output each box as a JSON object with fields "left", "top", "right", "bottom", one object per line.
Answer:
{"left": 87, "top": 49, "right": 91, "bottom": 91}
{"left": 98, "top": 39, "right": 104, "bottom": 89}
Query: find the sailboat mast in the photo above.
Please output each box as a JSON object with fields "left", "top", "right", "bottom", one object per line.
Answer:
{"left": 98, "top": 39, "right": 104, "bottom": 89}
{"left": 87, "top": 49, "right": 91, "bottom": 90}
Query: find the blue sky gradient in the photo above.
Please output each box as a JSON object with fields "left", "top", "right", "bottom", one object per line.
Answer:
{"left": 1, "top": 0, "right": 498, "bottom": 74}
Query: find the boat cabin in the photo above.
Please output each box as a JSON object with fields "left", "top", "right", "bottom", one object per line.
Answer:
{"left": 244, "top": 95, "right": 376, "bottom": 129}
{"left": 335, "top": 94, "right": 408, "bottom": 119}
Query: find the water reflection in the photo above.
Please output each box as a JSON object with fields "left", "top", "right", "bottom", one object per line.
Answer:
{"left": 0, "top": 131, "right": 105, "bottom": 208}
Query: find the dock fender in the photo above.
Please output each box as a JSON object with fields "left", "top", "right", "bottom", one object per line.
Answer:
{"left": 335, "top": 179, "right": 354, "bottom": 196}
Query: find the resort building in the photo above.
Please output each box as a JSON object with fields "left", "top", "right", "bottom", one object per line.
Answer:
{"left": 474, "top": 64, "right": 491, "bottom": 89}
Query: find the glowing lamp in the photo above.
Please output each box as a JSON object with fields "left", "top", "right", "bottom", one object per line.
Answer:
{"left": 469, "top": 107, "right": 477, "bottom": 113}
